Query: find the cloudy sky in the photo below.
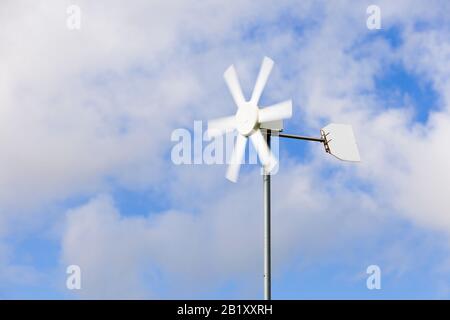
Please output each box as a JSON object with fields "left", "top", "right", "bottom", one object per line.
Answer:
{"left": 1, "top": 0, "right": 450, "bottom": 299}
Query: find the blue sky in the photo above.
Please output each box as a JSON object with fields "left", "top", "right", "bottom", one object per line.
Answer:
{"left": 1, "top": 0, "right": 450, "bottom": 299}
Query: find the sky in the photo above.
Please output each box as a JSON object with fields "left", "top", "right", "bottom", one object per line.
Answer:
{"left": 1, "top": 0, "right": 450, "bottom": 299}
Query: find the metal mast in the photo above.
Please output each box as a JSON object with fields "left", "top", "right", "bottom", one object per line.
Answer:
{"left": 263, "top": 130, "right": 272, "bottom": 300}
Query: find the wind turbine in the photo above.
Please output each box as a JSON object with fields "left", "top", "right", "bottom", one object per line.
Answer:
{"left": 207, "top": 57, "right": 360, "bottom": 300}
{"left": 207, "top": 57, "right": 292, "bottom": 182}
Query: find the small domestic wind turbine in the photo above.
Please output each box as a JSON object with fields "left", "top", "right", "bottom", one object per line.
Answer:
{"left": 207, "top": 57, "right": 360, "bottom": 300}
{"left": 207, "top": 57, "right": 292, "bottom": 182}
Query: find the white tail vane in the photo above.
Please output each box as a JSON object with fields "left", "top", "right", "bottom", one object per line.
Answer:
{"left": 321, "top": 123, "right": 361, "bottom": 162}
{"left": 207, "top": 57, "right": 293, "bottom": 182}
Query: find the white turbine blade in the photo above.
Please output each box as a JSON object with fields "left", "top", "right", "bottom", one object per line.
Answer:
{"left": 250, "top": 57, "right": 274, "bottom": 105}
{"left": 207, "top": 116, "right": 236, "bottom": 138}
{"left": 250, "top": 129, "right": 277, "bottom": 173}
{"left": 224, "top": 65, "right": 246, "bottom": 108}
{"left": 226, "top": 134, "right": 247, "bottom": 182}
{"left": 258, "top": 100, "right": 292, "bottom": 123}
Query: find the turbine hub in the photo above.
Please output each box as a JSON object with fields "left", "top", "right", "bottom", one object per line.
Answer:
{"left": 235, "top": 104, "right": 258, "bottom": 136}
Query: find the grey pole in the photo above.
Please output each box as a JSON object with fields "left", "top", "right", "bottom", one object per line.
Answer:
{"left": 263, "top": 130, "right": 271, "bottom": 300}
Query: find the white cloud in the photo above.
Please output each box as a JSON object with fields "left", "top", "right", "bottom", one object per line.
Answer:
{"left": 62, "top": 195, "right": 153, "bottom": 298}
{"left": 61, "top": 163, "right": 382, "bottom": 298}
